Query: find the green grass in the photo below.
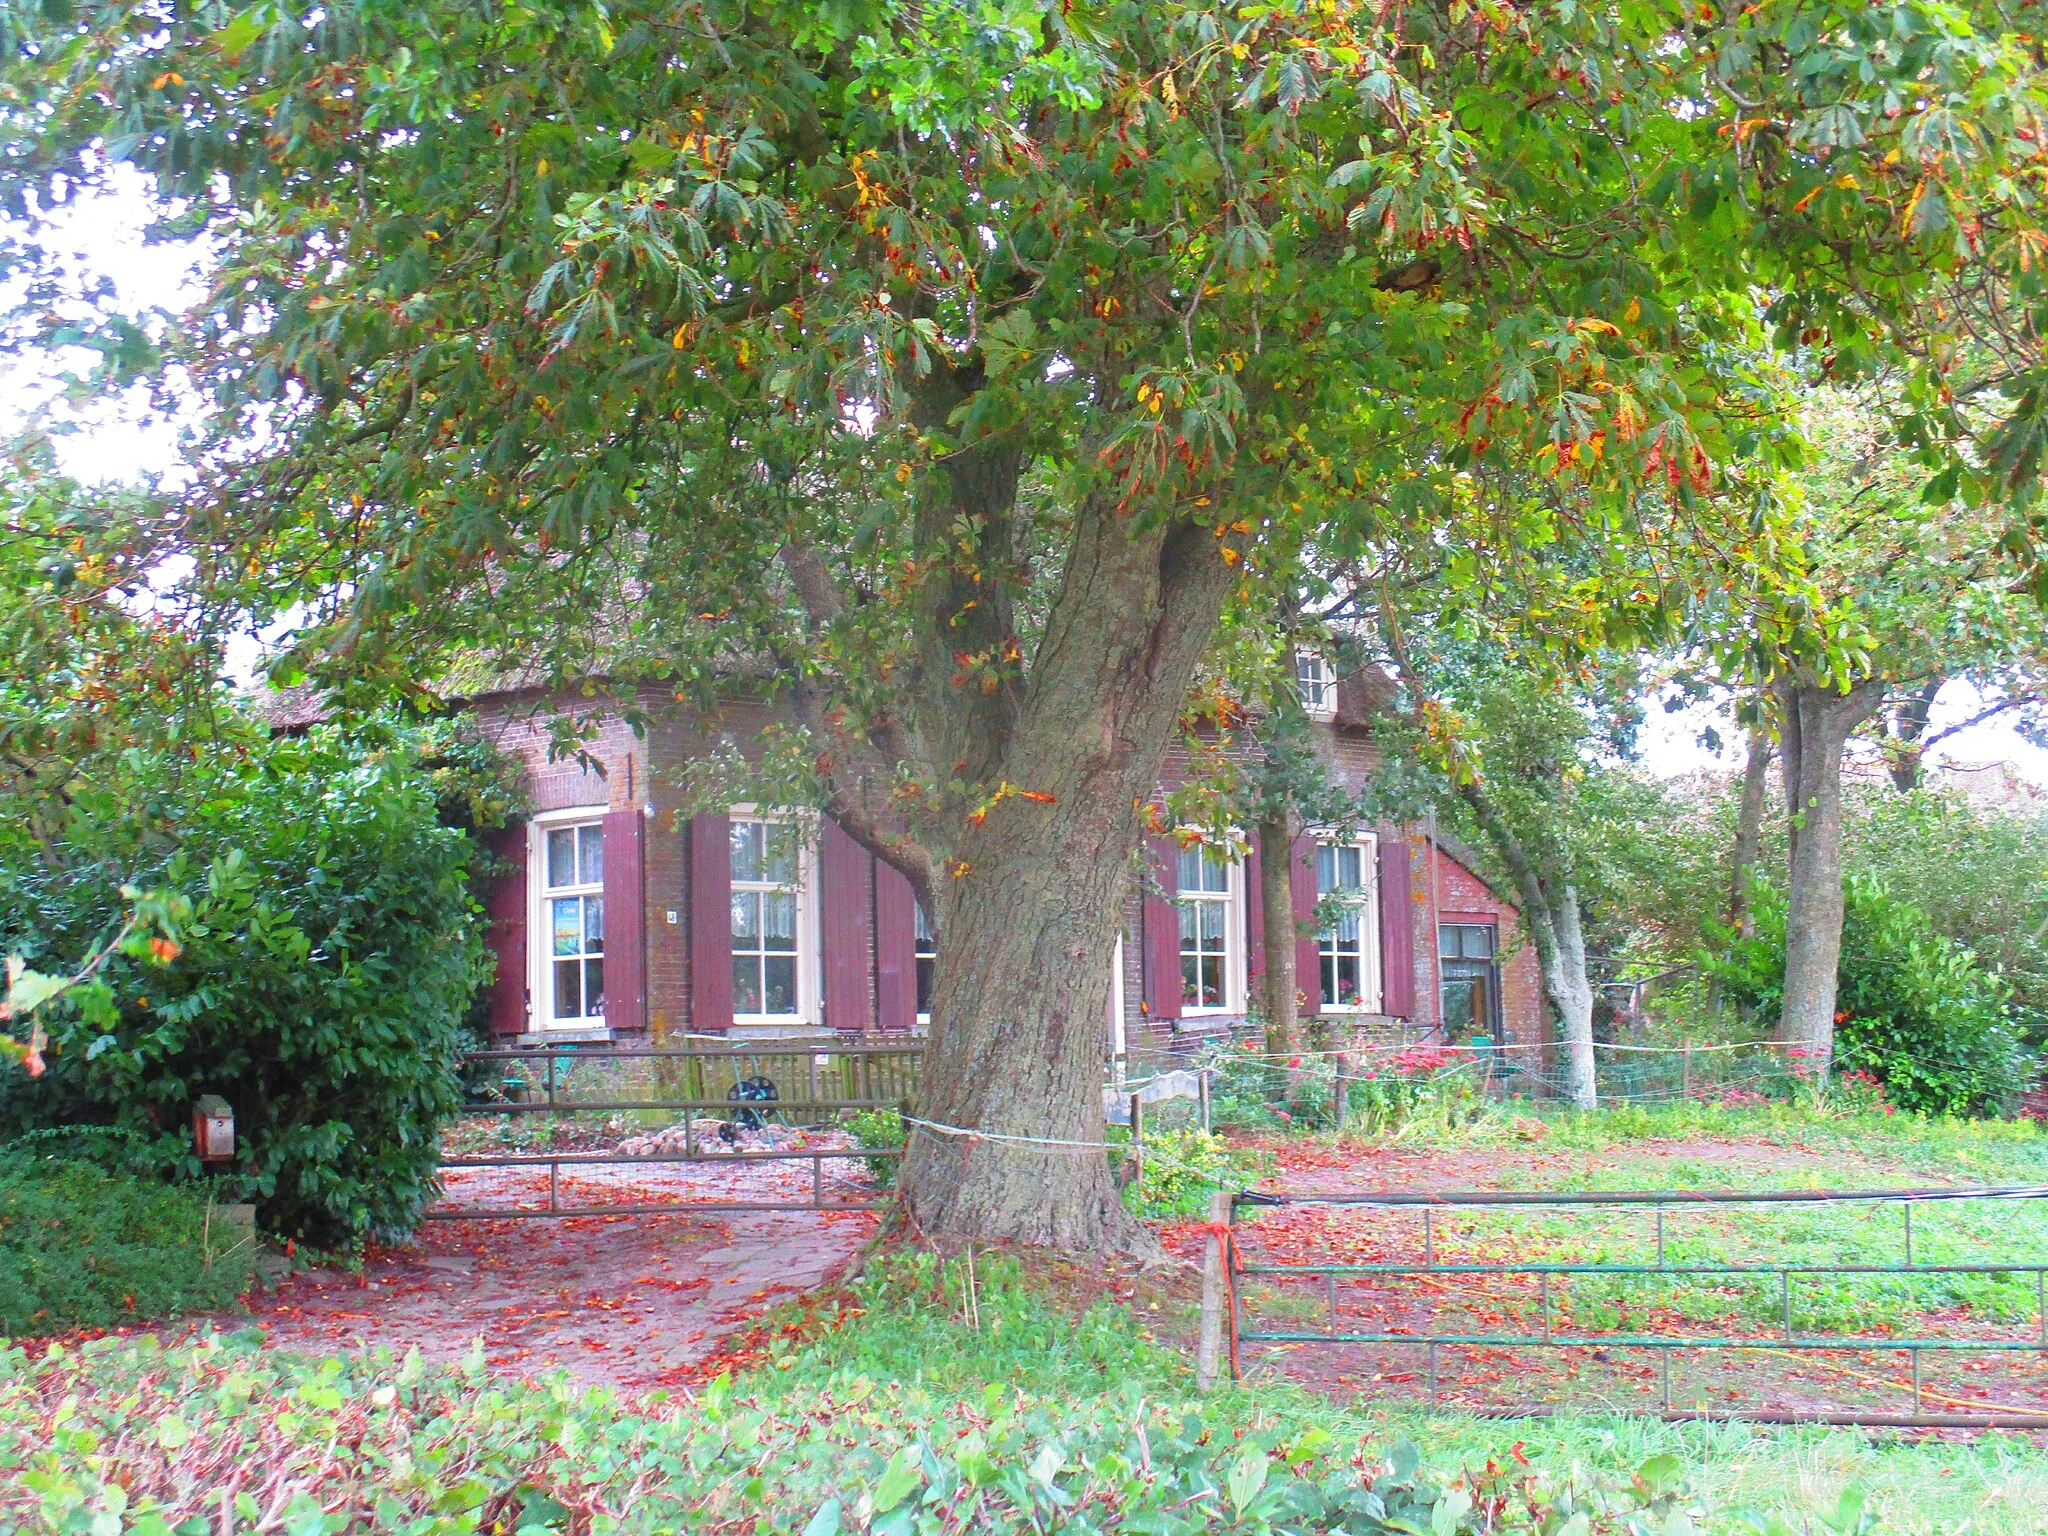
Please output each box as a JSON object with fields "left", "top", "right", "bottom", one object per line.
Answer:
{"left": 0, "top": 1156, "right": 258, "bottom": 1336}
{"left": 754, "top": 1247, "right": 2048, "bottom": 1535}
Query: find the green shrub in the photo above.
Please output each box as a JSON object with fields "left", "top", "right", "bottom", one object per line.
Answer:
{"left": 844, "top": 1106, "right": 906, "bottom": 1188}
{"left": 0, "top": 719, "right": 488, "bottom": 1246}
{"left": 1120, "top": 1126, "right": 1259, "bottom": 1218}
{"left": 1704, "top": 877, "right": 2032, "bottom": 1117}
{"left": 0, "top": 1327, "right": 1711, "bottom": 1536}
{"left": 0, "top": 1156, "right": 257, "bottom": 1335}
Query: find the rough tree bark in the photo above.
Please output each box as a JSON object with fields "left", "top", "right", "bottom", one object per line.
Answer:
{"left": 1728, "top": 723, "right": 1774, "bottom": 940}
{"left": 1775, "top": 675, "right": 1887, "bottom": 1069}
{"left": 1456, "top": 783, "right": 1597, "bottom": 1110}
{"left": 1257, "top": 812, "right": 1299, "bottom": 1057}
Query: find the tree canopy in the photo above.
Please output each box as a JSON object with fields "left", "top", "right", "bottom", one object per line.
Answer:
{"left": 7, "top": 0, "right": 2048, "bottom": 1244}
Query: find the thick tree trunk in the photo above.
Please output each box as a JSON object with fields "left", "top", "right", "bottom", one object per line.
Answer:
{"left": 891, "top": 496, "right": 1240, "bottom": 1254}
{"left": 1776, "top": 676, "right": 1885, "bottom": 1070}
{"left": 1257, "top": 813, "right": 1299, "bottom": 1057}
{"left": 1729, "top": 723, "right": 1773, "bottom": 940}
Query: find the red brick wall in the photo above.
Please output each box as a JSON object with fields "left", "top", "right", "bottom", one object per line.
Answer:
{"left": 468, "top": 690, "right": 1540, "bottom": 1055}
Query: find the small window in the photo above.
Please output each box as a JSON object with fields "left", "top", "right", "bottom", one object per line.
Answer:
{"left": 542, "top": 821, "right": 605, "bottom": 1024}
{"left": 913, "top": 901, "right": 937, "bottom": 1018}
{"left": 1176, "top": 844, "right": 1237, "bottom": 1012}
{"left": 1295, "top": 649, "right": 1336, "bottom": 716}
{"left": 1316, "top": 837, "right": 1381, "bottom": 1011}
{"left": 1439, "top": 922, "right": 1501, "bottom": 1036}
{"left": 730, "top": 817, "right": 802, "bottom": 1017}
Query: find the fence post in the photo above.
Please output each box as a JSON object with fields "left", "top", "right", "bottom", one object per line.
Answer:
{"left": 1198, "top": 1070, "right": 1212, "bottom": 1135}
{"left": 1195, "top": 1189, "right": 1233, "bottom": 1392}
{"left": 1682, "top": 1041, "right": 1694, "bottom": 1100}
{"left": 1333, "top": 1050, "right": 1349, "bottom": 1131}
{"left": 1128, "top": 1093, "right": 1144, "bottom": 1187}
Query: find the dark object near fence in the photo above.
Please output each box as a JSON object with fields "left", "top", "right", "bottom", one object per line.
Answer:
{"left": 726, "top": 1073, "right": 780, "bottom": 1133}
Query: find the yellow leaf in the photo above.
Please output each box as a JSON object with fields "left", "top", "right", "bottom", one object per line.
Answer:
{"left": 672, "top": 324, "right": 689, "bottom": 348}
{"left": 537, "top": 158, "right": 550, "bottom": 177}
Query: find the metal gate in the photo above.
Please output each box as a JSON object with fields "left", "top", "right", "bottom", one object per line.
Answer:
{"left": 436, "top": 1043, "right": 918, "bottom": 1218}
{"left": 1222, "top": 1185, "right": 2048, "bottom": 1429}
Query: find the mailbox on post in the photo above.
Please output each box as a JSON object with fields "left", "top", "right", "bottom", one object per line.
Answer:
{"left": 192, "top": 1095, "right": 235, "bottom": 1163}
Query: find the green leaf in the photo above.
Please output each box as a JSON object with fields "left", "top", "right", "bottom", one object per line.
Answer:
{"left": 873, "top": 1447, "right": 924, "bottom": 1514}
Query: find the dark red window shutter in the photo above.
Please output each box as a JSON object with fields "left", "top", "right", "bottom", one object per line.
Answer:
{"left": 1378, "top": 828, "right": 1416, "bottom": 1018}
{"left": 1244, "top": 841, "right": 1266, "bottom": 986}
{"left": 485, "top": 824, "right": 528, "bottom": 1037}
{"left": 1141, "top": 834, "right": 1182, "bottom": 1021}
{"left": 601, "top": 809, "right": 645, "bottom": 1034}
{"left": 820, "top": 818, "right": 874, "bottom": 1034}
{"left": 1289, "top": 834, "right": 1320, "bottom": 1015}
{"left": 873, "top": 857, "right": 918, "bottom": 1032}
{"left": 688, "top": 811, "right": 733, "bottom": 1030}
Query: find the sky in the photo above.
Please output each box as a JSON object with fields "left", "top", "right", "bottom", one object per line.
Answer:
{"left": 10, "top": 181, "right": 2046, "bottom": 791}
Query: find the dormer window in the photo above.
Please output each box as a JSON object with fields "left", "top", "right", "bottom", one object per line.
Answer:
{"left": 1295, "top": 649, "right": 1336, "bottom": 718}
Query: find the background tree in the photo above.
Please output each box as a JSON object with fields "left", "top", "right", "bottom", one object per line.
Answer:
{"left": 7, "top": 0, "right": 2046, "bottom": 1248}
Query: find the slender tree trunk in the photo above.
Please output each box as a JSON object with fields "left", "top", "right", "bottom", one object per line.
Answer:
{"left": 1775, "top": 676, "right": 1886, "bottom": 1071}
{"left": 1729, "top": 723, "right": 1773, "bottom": 940}
{"left": 1257, "top": 812, "right": 1299, "bottom": 1057}
{"left": 890, "top": 497, "right": 1240, "bottom": 1254}
{"left": 1456, "top": 784, "right": 1596, "bottom": 1110}
{"left": 1884, "top": 679, "right": 1943, "bottom": 793}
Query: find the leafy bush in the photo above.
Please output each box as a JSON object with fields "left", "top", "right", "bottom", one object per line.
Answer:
{"left": 844, "top": 1107, "right": 906, "bottom": 1188}
{"left": 1704, "top": 876, "right": 2031, "bottom": 1117}
{"left": 1347, "top": 1046, "right": 1486, "bottom": 1137}
{"left": 0, "top": 1325, "right": 1713, "bottom": 1536}
{"left": 1120, "top": 1126, "right": 1260, "bottom": 1218}
{"left": 0, "top": 1155, "right": 257, "bottom": 1335}
{"left": 0, "top": 719, "right": 488, "bottom": 1245}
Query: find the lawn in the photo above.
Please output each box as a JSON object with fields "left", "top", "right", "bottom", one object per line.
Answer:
{"left": 7, "top": 1102, "right": 2048, "bottom": 1534}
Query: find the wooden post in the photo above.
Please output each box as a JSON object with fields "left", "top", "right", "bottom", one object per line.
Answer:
{"left": 1195, "top": 1189, "right": 1234, "bottom": 1391}
{"left": 1333, "top": 1050, "right": 1350, "bottom": 1131}
{"left": 1198, "top": 1070, "right": 1212, "bottom": 1135}
{"left": 1128, "top": 1093, "right": 1144, "bottom": 1188}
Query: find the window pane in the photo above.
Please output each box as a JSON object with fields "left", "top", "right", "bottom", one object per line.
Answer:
{"left": 1320, "top": 953, "right": 1337, "bottom": 1007}
{"left": 554, "top": 958, "right": 583, "bottom": 1018}
{"left": 764, "top": 892, "right": 797, "bottom": 949}
{"left": 1200, "top": 956, "right": 1222, "bottom": 1007}
{"left": 551, "top": 897, "right": 582, "bottom": 957}
{"left": 578, "top": 824, "right": 604, "bottom": 886}
{"left": 1198, "top": 900, "right": 1224, "bottom": 942}
{"left": 1317, "top": 843, "right": 1335, "bottom": 896}
{"left": 1203, "top": 854, "right": 1229, "bottom": 893}
{"left": 733, "top": 956, "right": 761, "bottom": 1014}
{"left": 584, "top": 895, "right": 604, "bottom": 953}
{"left": 1336, "top": 911, "right": 1361, "bottom": 943}
{"left": 914, "top": 900, "right": 934, "bottom": 945}
{"left": 1176, "top": 846, "right": 1202, "bottom": 894}
{"left": 763, "top": 955, "right": 797, "bottom": 1014}
{"left": 1468, "top": 926, "right": 1494, "bottom": 958}
{"left": 731, "top": 891, "right": 760, "bottom": 944}
{"left": 915, "top": 957, "right": 935, "bottom": 1015}
{"left": 1179, "top": 902, "right": 1198, "bottom": 944}
{"left": 762, "top": 823, "right": 798, "bottom": 884}
{"left": 1182, "top": 955, "right": 1200, "bottom": 1002}
{"left": 547, "top": 829, "right": 576, "bottom": 890}
{"left": 1335, "top": 955, "right": 1360, "bottom": 1007}
{"left": 1337, "top": 846, "right": 1363, "bottom": 890}
{"left": 729, "top": 821, "right": 762, "bottom": 882}
{"left": 583, "top": 958, "right": 604, "bottom": 1016}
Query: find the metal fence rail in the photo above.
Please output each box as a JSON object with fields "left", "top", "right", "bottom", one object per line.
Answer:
{"left": 441, "top": 1045, "right": 915, "bottom": 1217}
{"left": 1224, "top": 1186, "right": 2048, "bottom": 1429}
{"left": 430, "top": 1145, "right": 899, "bottom": 1218}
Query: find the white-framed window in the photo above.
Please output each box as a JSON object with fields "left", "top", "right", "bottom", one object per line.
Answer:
{"left": 531, "top": 809, "right": 607, "bottom": 1030}
{"left": 1315, "top": 835, "right": 1382, "bottom": 1012}
{"left": 913, "top": 900, "right": 937, "bottom": 1019}
{"left": 1295, "top": 649, "right": 1336, "bottom": 719}
{"left": 727, "top": 809, "right": 818, "bottom": 1023}
{"left": 1176, "top": 843, "right": 1245, "bottom": 1014}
